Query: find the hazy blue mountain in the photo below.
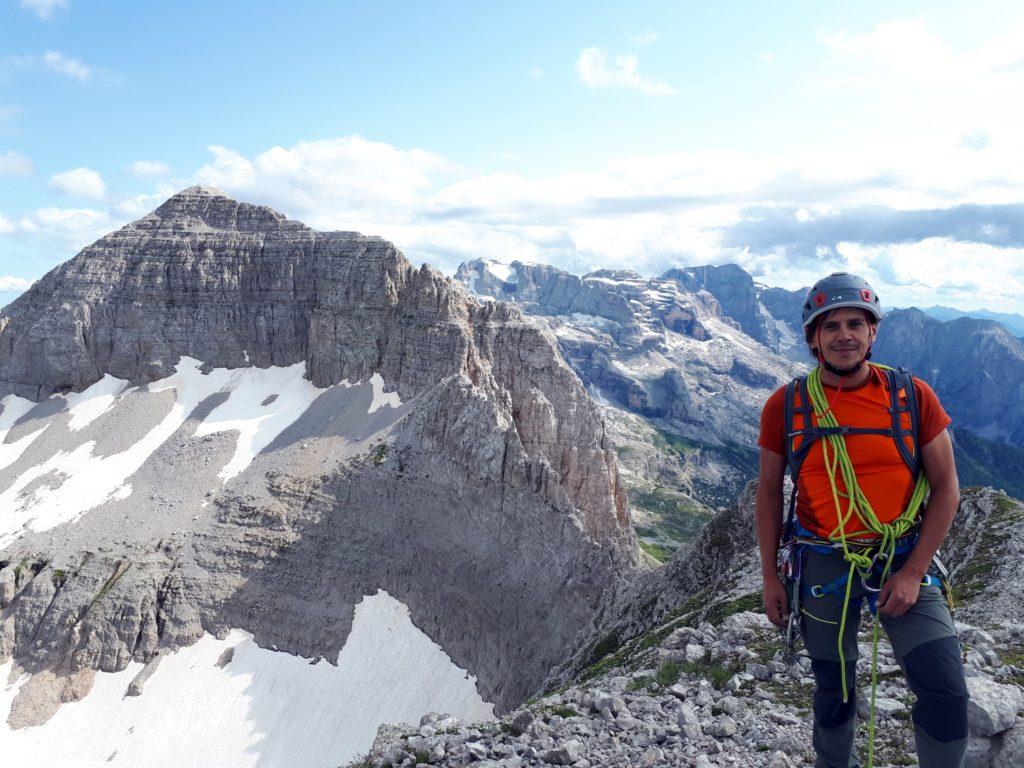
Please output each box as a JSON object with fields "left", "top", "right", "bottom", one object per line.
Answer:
{"left": 915, "top": 305, "right": 1024, "bottom": 337}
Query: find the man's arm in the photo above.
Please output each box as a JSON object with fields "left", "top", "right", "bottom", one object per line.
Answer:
{"left": 877, "top": 428, "right": 960, "bottom": 616}
{"left": 756, "top": 447, "right": 788, "bottom": 627}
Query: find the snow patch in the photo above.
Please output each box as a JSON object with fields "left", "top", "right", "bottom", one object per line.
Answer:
{"left": 758, "top": 301, "right": 799, "bottom": 352}
{"left": 193, "top": 362, "right": 324, "bottom": 482}
{"left": 65, "top": 375, "right": 131, "bottom": 432}
{"left": 484, "top": 259, "right": 516, "bottom": 284}
{"left": 0, "top": 395, "right": 45, "bottom": 472}
{"left": 587, "top": 383, "right": 611, "bottom": 406}
{"left": 368, "top": 372, "right": 403, "bottom": 413}
{"left": 0, "top": 591, "right": 494, "bottom": 768}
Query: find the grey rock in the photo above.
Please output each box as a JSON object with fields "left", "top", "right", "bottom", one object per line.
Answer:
{"left": 994, "top": 721, "right": 1024, "bottom": 768}
{"left": 964, "top": 735, "right": 994, "bottom": 768}
{"left": 509, "top": 710, "right": 533, "bottom": 736}
{"left": 125, "top": 654, "right": 162, "bottom": 697}
{"left": 684, "top": 643, "right": 706, "bottom": 663}
{"left": 706, "top": 715, "right": 738, "bottom": 738}
{"left": 465, "top": 741, "right": 489, "bottom": 760}
{"left": 749, "top": 663, "right": 772, "bottom": 681}
{"left": 967, "top": 677, "right": 1024, "bottom": 736}
{"left": 541, "top": 740, "right": 583, "bottom": 765}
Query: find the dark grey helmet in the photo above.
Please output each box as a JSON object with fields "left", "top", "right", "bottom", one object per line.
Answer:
{"left": 802, "top": 272, "right": 883, "bottom": 328}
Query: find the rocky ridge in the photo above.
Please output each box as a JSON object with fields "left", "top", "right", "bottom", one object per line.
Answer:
{"left": 0, "top": 187, "right": 637, "bottom": 723}
{"left": 454, "top": 259, "right": 805, "bottom": 555}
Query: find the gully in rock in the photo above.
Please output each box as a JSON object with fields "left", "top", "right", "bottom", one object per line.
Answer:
{"left": 754, "top": 272, "right": 969, "bottom": 768}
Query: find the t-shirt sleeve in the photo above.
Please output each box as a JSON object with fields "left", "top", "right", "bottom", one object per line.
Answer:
{"left": 913, "top": 376, "right": 952, "bottom": 445}
{"left": 758, "top": 385, "right": 787, "bottom": 456}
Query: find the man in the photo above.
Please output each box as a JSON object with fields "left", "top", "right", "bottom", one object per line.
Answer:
{"left": 755, "top": 272, "right": 969, "bottom": 768}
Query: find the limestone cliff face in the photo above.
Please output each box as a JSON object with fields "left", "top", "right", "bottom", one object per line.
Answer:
{"left": 0, "top": 187, "right": 636, "bottom": 717}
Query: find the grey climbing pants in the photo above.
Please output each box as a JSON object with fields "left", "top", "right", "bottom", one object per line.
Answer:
{"left": 800, "top": 548, "right": 969, "bottom": 768}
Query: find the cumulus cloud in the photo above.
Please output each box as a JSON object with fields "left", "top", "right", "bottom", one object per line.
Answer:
{"left": 41, "top": 51, "right": 91, "bottom": 81}
{"left": 576, "top": 47, "right": 676, "bottom": 95}
{"left": 20, "top": 0, "right": 67, "bottom": 20}
{"left": 195, "top": 136, "right": 457, "bottom": 228}
{"left": 49, "top": 167, "right": 106, "bottom": 199}
{"left": 129, "top": 160, "right": 170, "bottom": 178}
{"left": 0, "top": 150, "right": 33, "bottom": 176}
{"left": 0, "top": 205, "right": 112, "bottom": 266}
{"left": 0, "top": 275, "right": 33, "bottom": 291}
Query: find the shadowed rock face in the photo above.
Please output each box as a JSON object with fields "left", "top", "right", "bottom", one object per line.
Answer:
{"left": 0, "top": 186, "right": 637, "bottom": 718}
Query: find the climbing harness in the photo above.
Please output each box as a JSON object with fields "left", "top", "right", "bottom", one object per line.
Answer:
{"left": 775, "top": 362, "right": 954, "bottom": 768}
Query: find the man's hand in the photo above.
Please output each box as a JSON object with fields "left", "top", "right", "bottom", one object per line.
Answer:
{"left": 876, "top": 569, "right": 921, "bottom": 617}
{"left": 763, "top": 574, "right": 789, "bottom": 628}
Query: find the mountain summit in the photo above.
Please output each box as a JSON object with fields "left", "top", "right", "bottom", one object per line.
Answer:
{"left": 0, "top": 188, "right": 637, "bottom": 765}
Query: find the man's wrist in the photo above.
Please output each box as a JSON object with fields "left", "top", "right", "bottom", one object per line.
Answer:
{"left": 900, "top": 557, "right": 930, "bottom": 581}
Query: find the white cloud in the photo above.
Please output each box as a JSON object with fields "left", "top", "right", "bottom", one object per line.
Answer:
{"left": 0, "top": 275, "right": 32, "bottom": 292}
{"left": 182, "top": 135, "right": 1024, "bottom": 313}
{"left": 529, "top": 67, "right": 545, "bottom": 79}
{"left": 759, "top": 52, "right": 775, "bottom": 63}
{"left": 576, "top": 47, "right": 676, "bottom": 96}
{"left": 20, "top": 0, "right": 67, "bottom": 20}
{"left": 815, "top": 18, "right": 1024, "bottom": 151}
{"left": 16, "top": 206, "right": 109, "bottom": 234}
{"left": 0, "top": 150, "right": 33, "bottom": 176}
{"left": 49, "top": 167, "right": 106, "bottom": 200}
{"left": 129, "top": 160, "right": 171, "bottom": 178}
{"left": 42, "top": 51, "right": 91, "bottom": 81}
{"left": 627, "top": 31, "right": 658, "bottom": 46}
{"left": 195, "top": 136, "right": 457, "bottom": 230}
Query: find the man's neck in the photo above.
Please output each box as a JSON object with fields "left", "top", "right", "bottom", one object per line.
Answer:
{"left": 818, "top": 360, "right": 872, "bottom": 388}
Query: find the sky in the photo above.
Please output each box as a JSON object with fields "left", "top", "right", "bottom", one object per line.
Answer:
{"left": 1, "top": 0, "right": 1023, "bottom": 315}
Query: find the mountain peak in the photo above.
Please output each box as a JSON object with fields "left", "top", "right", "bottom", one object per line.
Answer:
{"left": 146, "top": 185, "right": 292, "bottom": 231}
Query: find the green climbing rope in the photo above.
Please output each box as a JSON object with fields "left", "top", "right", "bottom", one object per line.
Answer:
{"left": 805, "top": 362, "right": 929, "bottom": 768}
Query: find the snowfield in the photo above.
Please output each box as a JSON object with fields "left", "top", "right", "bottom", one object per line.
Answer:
{"left": 0, "top": 591, "right": 493, "bottom": 768}
{"left": 0, "top": 360, "right": 405, "bottom": 547}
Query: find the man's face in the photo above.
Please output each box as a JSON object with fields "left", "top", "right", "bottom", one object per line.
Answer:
{"left": 813, "top": 307, "right": 877, "bottom": 366}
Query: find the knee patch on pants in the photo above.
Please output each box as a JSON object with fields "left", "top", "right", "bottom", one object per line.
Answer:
{"left": 811, "top": 658, "right": 857, "bottom": 729}
{"left": 902, "top": 636, "right": 969, "bottom": 742}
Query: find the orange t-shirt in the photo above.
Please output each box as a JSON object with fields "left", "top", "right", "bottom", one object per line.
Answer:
{"left": 758, "top": 365, "right": 951, "bottom": 539}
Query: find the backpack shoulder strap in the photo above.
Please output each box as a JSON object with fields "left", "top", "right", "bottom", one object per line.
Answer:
{"left": 882, "top": 366, "right": 921, "bottom": 478}
{"left": 784, "top": 376, "right": 817, "bottom": 482}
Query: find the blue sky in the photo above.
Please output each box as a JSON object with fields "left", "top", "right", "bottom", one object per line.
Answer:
{"left": 2, "top": 0, "right": 1023, "bottom": 315}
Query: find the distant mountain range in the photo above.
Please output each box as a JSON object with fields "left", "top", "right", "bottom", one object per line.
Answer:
{"left": 456, "top": 259, "right": 1024, "bottom": 535}
{"left": 917, "top": 305, "right": 1024, "bottom": 337}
